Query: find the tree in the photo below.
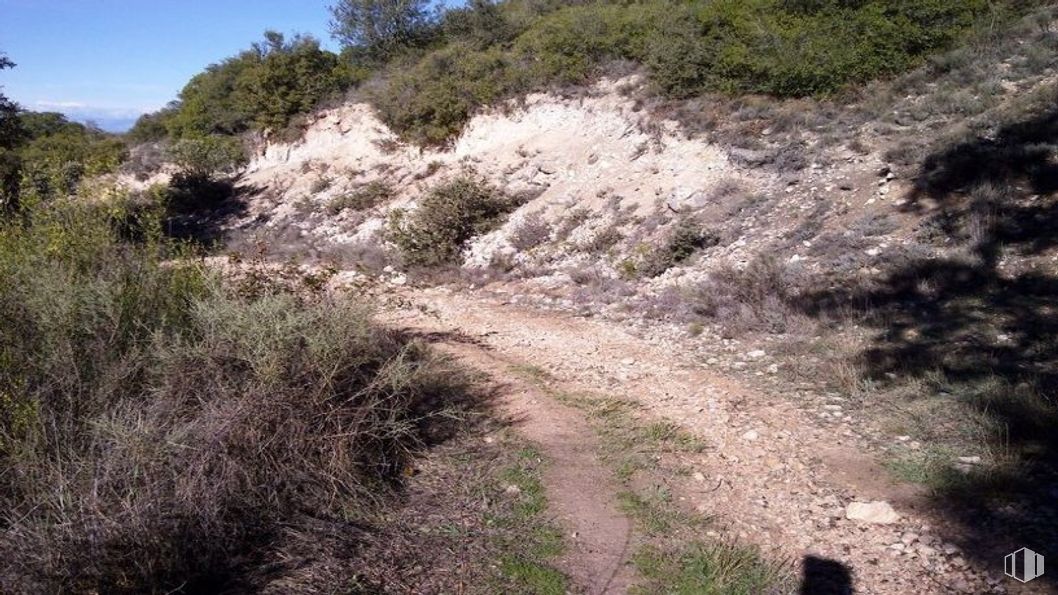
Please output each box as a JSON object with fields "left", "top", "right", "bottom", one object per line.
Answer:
{"left": 0, "top": 54, "right": 25, "bottom": 210}
{"left": 166, "top": 135, "right": 246, "bottom": 181}
{"left": 443, "top": 0, "right": 518, "bottom": 49}
{"left": 234, "top": 32, "right": 351, "bottom": 131}
{"left": 166, "top": 57, "right": 255, "bottom": 138}
{"left": 328, "top": 0, "right": 433, "bottom": 59}
{"left": 128, "top": 106, "right": 177, "bottom": 143}
{"left": 0, "top": 54, "right": 24, "bottom": 150}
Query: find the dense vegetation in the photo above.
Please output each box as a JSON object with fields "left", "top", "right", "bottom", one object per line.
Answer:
{"left": 129, "top": 31, "right": 354, "bottom": 141}
{"left": 0, "top": 192, "right": 471, "bottom": 592}
{"left": 129, "top": 0, "right": 1036, "bottom": 146}
{"left": 0, "top": 87, "right": 127, "bottom": 211}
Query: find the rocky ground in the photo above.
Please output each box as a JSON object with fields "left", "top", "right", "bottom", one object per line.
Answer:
{"left": 368, "top": 284, "right": 1025, "bottom": 594}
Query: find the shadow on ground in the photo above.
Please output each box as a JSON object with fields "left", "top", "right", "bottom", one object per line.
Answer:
{"left": 800, "top": 555, "right": 853, "bottom": 595}
{"left": 799, "top": 104, "right": 1058, "bottom": 586}
{"left": 162, "top": 174, "right": 260, "bottom": 245}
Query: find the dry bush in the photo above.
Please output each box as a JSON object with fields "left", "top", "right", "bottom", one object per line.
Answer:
{"left": 569, "top": 268, "right": 635, "bottom": 305}
{"left": 310, "top": 175, "right": 333, "bottom": 193}
{"left": 509, "top": 211, "right": 552, "bottom": 251}
{"left": 327, "top": 239, "right": 396, "bottom": 273}
{"left": 120, "top": 141, "right": 168, "bottom": 181}
{"left": 0, "top": 198, "right": 472, "bottom": 593}
{"left": 555, "top": 207, "right": 590, "bottom": 241}
{"left": 581, "top": 225, "right": 623, "bottom": 254}
{"left": 692, "top": 255, "right": 813, "bottom": 337}
{"left": 328, "top": 180, "right": 394, "bottom": 215}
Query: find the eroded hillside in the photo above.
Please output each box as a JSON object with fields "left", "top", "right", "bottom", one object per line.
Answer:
{"left": 110, "top": 7, "right": 1058, "bottom": 593}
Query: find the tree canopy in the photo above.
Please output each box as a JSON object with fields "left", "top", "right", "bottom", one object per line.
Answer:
{"left": 133, "top": 32, "right": 353, "bottom": 141}
{"left": 328, "top": 0, "right": 434, "bottom": 60}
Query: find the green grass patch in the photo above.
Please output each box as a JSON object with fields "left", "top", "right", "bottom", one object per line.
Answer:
{"left": 507, "top": 362, "right": 793, "bottom": 593}
{"left": 489, "top": 446, "right": 569, "bottom": 593}
{"left": 632, "top": 541, "right": 792, "bottom": 595}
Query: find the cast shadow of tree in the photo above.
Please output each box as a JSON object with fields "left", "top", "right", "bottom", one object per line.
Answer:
{"left": 162, "top": 173, "right": 259, "bottom": 245}
{"left": 798, "top": 103, "right": 1058, "bottom": 583}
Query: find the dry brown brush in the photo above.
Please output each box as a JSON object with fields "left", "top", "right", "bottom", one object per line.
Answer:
{"left": 0, "top": 197, "right": 473, "bottom": 593}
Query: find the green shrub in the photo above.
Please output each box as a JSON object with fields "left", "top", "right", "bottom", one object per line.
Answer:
{"left": 370, "top": 43, "right": 525, "bottom": 144}
{"left": 329, "top": 0, "right": 435, "bottom": 61}
{"left": 513, "top": 3, "right": 657, "bottom": 85}
{"left": 328, "top": 179, "right": 393, "bottom": 214}
{"left": 367, "top": 0, "right": 1016, "bottom": 143}
{"left": 388, "top": 174, "right": 518, "bottom": 266}
{"left": 637, "top": 218, "right": 720, "bottom": 278}
{"left": 644, "top": 0, "right": 1000, "bottom": 99}
{"left": 166, "top": 135, "right": 246, "bottom": 180}
{"left": 164, "top": 32, "right": 354, "bottom": 138}
{"left": 9, "top": 113, "right": 128, "bottom": 205}
{"left": 131, "top": 0, "right": 1030, "bottom": 147}
{"left": 0, "top": 193, "right": 472, "bottom": 593}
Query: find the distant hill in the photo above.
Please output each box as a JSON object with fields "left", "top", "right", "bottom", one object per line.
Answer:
{"left": 57, "top": 115, "right": 133, "bottom": 133}
{"left": 63, "top": 111, "right": 139, "bottom": 133}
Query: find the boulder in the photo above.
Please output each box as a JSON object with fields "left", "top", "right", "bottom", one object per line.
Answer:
{"left": 845, "top": 500, "right": 900, "bottom": 524}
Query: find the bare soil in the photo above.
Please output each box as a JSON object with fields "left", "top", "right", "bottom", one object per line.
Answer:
{"left": 374, "top": 285, "right": 1022, "bottom": 594}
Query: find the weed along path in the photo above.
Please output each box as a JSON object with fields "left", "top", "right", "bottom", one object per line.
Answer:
{"left": 374, "top": 284, "right": 1007, "bottom": 594}
{"left": 421, "top": 334, "right": 637, "bottom": 593}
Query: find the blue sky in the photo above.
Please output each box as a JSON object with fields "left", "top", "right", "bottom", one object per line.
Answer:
{"left": 0, "top": 0, "right": 338, "bottom": 131}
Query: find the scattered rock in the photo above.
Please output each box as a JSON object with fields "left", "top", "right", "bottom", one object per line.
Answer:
{"left": 845, "top": 500, "right": 900, "bottom": 524}
{"left": 621, "top": 357, "right": 636, "bottom": 366}
{"left": 741, "top": 429, "right": 760, "bottom": 442}
{"left": 693, "top": 471, "right": 707, "bottom": 482}
{"left": 747, "top": 350, "right": 766, "bottom": 358}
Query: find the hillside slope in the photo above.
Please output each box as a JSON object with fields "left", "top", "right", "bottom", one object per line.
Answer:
{"left": 115, "top": 9, "right": 1058, "bottom": 592}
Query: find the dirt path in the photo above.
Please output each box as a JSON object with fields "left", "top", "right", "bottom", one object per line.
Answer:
{"left": 377, "top": 286, "right": 1006, "bottom": 594}
{"left": 424, "top": 334, "right": 636, "bottom": 593}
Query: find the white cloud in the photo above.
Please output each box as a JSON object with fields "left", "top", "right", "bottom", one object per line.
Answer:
{"left": 34, "top": 100, "right": 146, "bottom": 118}
{"left": 35, "top": 100, "right": 88, "bottom": 109}
{"left": 31, "top": 101, "right": 149, "bottom": 132}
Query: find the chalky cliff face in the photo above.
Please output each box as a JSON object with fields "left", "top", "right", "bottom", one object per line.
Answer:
{"left": 233, "top": 78, "right": 758, "bottom": 271}
{"left": 216, "top": 74, "right": 925, "bottom": 298}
